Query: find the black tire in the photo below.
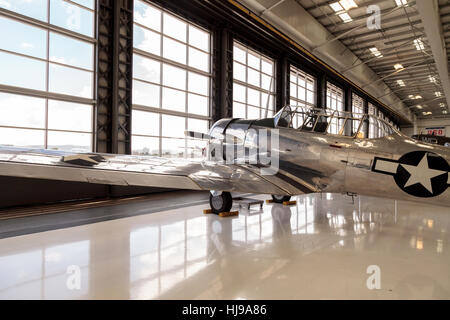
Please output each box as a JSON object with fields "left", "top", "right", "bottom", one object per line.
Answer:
{"left": 209, "top": 192, "right": 233, "bottom": 214}
{"left": 271, "top": 195, "right": 291, "bottom": 204}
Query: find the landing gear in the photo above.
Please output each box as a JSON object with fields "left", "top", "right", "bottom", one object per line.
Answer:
{"left": 271, "top": 195, "right": 292, "bottom": 204}
{"left": 209, "top": 191, "right": 233, "bottom": 214}
{"left": 346, "top": 192, "right": 358, "bottom": 204}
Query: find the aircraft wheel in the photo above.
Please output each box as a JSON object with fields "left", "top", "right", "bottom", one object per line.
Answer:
{"left": 210, "top": 192, "right": 233, "bottom": 214}
{"left": 271, "top": 195, "right": 291, "bottom": 204}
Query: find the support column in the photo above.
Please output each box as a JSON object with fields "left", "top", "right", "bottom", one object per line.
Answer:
{"left": 345, "top": 87, "right": 352, "bottom": 136}
{"left": 97, "top": 0, "right": 133, "bottom": 154}
{"left": 345, "top": 87, "right": 352, "bottom": 112}
{"left": 212, "top": 28, "right": 233, "bottom": 121}
{"left": 364, "top": 98, "right": 369, "bottom": 138}
{"left": 413, "top": 114, "right": 419, "bottom": 135}
{"left": 276, "top": 56, "right": 289, "bottom": 112}
{"left": 416, "top": 0, "right": 450, "bottom": 113}
{"left": 317, "top": 74, "right": 327, "bottom": 108}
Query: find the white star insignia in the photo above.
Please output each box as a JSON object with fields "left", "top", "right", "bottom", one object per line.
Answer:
{"left": 401, "top": 154, "right": 447, "bottom": 194}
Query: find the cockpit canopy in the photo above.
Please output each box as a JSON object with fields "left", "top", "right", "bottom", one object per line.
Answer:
{"left": 274, "top": 105, "right": 397, "bottom": 139}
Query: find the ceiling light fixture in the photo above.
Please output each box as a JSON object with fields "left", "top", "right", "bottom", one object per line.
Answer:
{"left": 413, "top": 39, "right": 425, "bottom": 51}
{"left": 394, "top": 63, "right": 404, "bottom": 70}
{"left": 429, "top": 76, "right": 437, "bottom": 83}
{"left": 369, "top": 47, "right": 383, "bottom": 58}
{"left": 423, "top": 111, "right": 432, "bottom": 116}
{"left": 435, "top": 91, "right": 442, "bottom": 97}
{"left": 416, "top": 105, "right": 423, "bottom": 109}
{"left": 330, "top": 1, "right": 357, "bottom": 23}
{"left": 397, "top": 80, "right": 406, "bottom": 87}
{"left": 330, "top": 0, "right": 358, "bottom": 12}
{"left": 339, "top": 12, "right": 353, "bottom": 23}
{"left": 395, "top": 0, "right": 408, "bottom": 7}
{"left": 339, "top": 0, "right": 358, "bottom": 10}
{"left": 330, "top": 2, "right": 344, "bottom": 12}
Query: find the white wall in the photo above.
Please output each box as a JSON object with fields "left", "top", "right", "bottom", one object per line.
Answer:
{"left": 402, "top": 118, "right": 450, "bottom": 137}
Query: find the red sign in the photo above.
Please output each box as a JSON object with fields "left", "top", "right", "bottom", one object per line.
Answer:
{"left": 425, "top": 127, "right": 446, "bottom": 137}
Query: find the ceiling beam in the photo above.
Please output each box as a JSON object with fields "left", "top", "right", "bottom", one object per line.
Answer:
{"left": 323, "top": 7, "right": 419, "bottom": 29}
{"left": 358, "top": 48, "right": 432, "bottom": 61}
{"left": 303, "top": 0, "right": 385, "bottom": 13}
{"left": 362, "top": 58, "right": 434, "bottom": 88}
{"left": 415, "top": 0, "right": 450, "bottom": 112}
{"left": 345, "top": 29, "right": 425, "bottom": 47}
{"left": 351, "top": 35, "right": 426, "bottom": 53}
{"left": 311, "top": 4, "right": 407, "bottom": 52}
{"left": 385, "top": 72, "right": 440, "bottom": 81}
{"left": 260, "top": 0, "right": 286, "bottom": 15}
{"left": 339, "top": 20, "right": 423, "bottom": 42}
{"left": 368, "top": 57, "right": 434, "bottom": 70}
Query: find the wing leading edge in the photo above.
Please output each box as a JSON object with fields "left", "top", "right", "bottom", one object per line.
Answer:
{"left": 0, "top": 146, "right": 301, "bottom": 196}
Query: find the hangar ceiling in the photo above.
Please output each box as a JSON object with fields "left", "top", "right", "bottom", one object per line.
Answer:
{"left": 296, "top": 0, "right": 450, "bottom": 119}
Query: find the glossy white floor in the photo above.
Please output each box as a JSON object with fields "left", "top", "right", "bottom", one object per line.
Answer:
{"left": 0, "top": 192, "right": 449, "bottom": 300}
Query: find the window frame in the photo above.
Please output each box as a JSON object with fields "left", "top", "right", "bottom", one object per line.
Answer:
{"left": 0, "top": 0, "right": 97, "bottom": 152}
{"left": 232, "top": 41, "right": 276, "bottom": 120}
{"left": 131, "top": 0, "right": 212, "bottom": 158}
{"left": 326, "top": 82, "right": 344, "bottom": 135}
{"left": 289, "top": 65, "right": 317, "bottom": 129}
{"left": 351, "top": 93, "right": 365, "bottom": 136}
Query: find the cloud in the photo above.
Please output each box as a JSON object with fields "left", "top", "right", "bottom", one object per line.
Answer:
{"left": 50, "top": 56, "right": 67, "bottom": 65}
{"left": 0, "top": 0, "right": 11, "bottom": 8}
{"left": 20, "top": 42, "right": 33, "bottom": 49}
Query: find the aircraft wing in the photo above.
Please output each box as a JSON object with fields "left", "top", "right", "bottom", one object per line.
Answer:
{"left": 0, "top": 146, "right": 300, "bottom": 196}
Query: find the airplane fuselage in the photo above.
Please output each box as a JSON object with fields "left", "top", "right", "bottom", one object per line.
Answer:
{"left": 0, "top": 107, "right": 449, "bottom": 209}
{"left": 210, "top": 118, "right": 450, "bottom": 207}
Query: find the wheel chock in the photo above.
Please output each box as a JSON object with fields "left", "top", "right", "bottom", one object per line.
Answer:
{"left": 219, "top": 211, "right": 239, "bottom": 218}
{"left": 283, "top": 201, "right": 297, "bottom": 206}
{"left": 204, "top": 209, "right": 239, "bottom": 217}
{"left": 266, "top": 199, "right": 274, "bottom": 204}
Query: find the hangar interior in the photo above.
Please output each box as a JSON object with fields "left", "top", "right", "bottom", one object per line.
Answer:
{"left": 0, "top": 0, "right": 450, "bottom": 299}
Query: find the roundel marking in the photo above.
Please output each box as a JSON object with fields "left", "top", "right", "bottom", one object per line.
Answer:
{"left": 372, "top": 151, "right": 449, "bottom": 198}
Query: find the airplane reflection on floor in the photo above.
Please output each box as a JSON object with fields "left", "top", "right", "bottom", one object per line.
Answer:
{"left": 0, "top": 192, "right": 449, "bottom": 299}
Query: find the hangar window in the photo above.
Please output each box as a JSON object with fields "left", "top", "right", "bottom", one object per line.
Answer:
{"left": 368, "top": 103, "right": 377, "bottom": 138}
{"left": 0, "top": 1, "right": 95, "bottom": 152}
{"left": 385, "top": 116, "right": 395, "bottom": 129}
{"left": 232, "top": 42, "right": 275, "bottom": 119}
{"left": 326, "top": 82, "right": 344, "bottom": 135}
{"left": 378, "top": 110, "right": 386, "bottom": 137}
{"left": 289, "top": 66, "right": 316, "bottom": 128}
{"left": 132, "top": 0, "right": 211, "bottom": 158}
{"left": 369, "top": 102, "right": 394, "bottom": 139}
{"left": 351, "top": 93, "right": 365, "bottom": 137}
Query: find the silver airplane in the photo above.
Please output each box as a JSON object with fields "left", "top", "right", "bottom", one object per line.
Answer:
{"left": 0, "top": 105, "right": 449, "bottom": 212}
